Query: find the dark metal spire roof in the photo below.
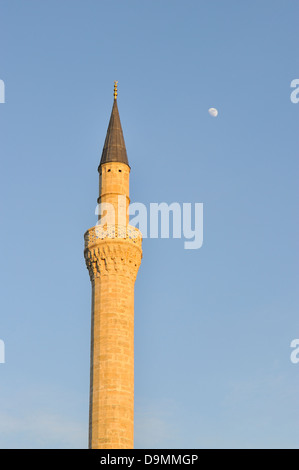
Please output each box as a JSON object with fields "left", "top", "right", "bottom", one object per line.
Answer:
{"left": 99, "top": 87, "right": 129, "bottom": 168}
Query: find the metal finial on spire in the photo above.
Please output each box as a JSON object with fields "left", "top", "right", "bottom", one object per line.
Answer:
{"left": 99, "top": 81, "right": 129, "bottom": 168}
{"left": 114, "top": 81, "right": 118, "bottom": 100}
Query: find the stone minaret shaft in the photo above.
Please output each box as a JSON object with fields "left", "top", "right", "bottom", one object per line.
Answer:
{"left": 84, "top": 85, "right": 142, "bottom": 449}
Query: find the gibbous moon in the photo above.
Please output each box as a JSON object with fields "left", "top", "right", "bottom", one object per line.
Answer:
{"left": 208, "top": 107, "right": 218, "bottom": 117}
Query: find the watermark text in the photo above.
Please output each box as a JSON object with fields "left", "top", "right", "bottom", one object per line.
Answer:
{"left": 96, "top": 198, "right": 203, "bottom": 250}
{"left": 290, "top": 79, "right": 299, "bottom": 104}
{"left": 0, "top": 80, "right": 5, "bottom": 103}
{"left": 290, "top": 339, "right": 299, "bottom": 364}
{"left": 0, "top": 339, "right": 5, "bottom": 363}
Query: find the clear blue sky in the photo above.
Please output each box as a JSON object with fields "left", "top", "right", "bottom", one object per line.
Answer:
{"left": 0, "top": 0, "right": 298, "bottom": 448}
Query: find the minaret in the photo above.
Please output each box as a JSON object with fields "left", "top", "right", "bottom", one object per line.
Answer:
{"left": 84, "top": 82, "right": 142, "bottom": 449}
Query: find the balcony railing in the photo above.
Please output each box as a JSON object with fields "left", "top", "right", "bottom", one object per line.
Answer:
{"left": 84, "top": 224, "right": 142, "bottom": 250}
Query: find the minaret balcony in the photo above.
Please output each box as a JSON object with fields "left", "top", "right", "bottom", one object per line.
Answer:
{"left": 84, "top": 224, "right": 142, "bottom": 252}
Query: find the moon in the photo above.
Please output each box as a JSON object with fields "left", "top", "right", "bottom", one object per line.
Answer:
{"left": 208, "top": 107, "right": 218, "bottom": 117}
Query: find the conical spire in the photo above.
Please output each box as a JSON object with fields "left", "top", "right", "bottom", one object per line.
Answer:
{"left": 99, "top": 82, "right": 129, "bottom": 168}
